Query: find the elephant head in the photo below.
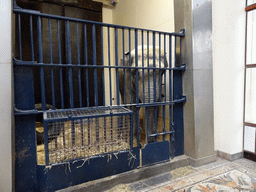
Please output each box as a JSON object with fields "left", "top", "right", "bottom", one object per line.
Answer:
{"left": 119, "top": 45, "right": 168, "bottom": 145}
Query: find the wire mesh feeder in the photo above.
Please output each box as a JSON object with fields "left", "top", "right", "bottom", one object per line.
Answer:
{"left": 39, "top": 107, "right": 133, "bottom": 165}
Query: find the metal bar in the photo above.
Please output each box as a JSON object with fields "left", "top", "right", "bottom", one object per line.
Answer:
{"left": 101, "top": 26, "right": 105, "bottom": 106}
{"left": 30, "top": 15, "right": 34, "bottom": 61}
{"left": 149, "top": 130, "right": 174, "bottom": 137}
{"left": 135, "top": 29, "right": 139, "bottom": 104}
{"left": 115, "top": 27, "right": 120, "bottom": 105}
{"left": 169, "top": 34, "right": 174, "bottom": 157}
{"left": 14, "top": 60, "right": 184, "bottom": 70}
{"left": 108, "top": 27, "right": 112, "bottom": 106}
{"left": 245, "top": 3, "right": 256, "bottom": 12}
{"left": 66, "top": 21, "right": 74, "bottom": 108}
{"left": 43, "top": 121, "right": 49, "bottom": 165}
{"left": 84, "top": 24, "right": 90, "bottom": 107}
{"left": 13, "top": 8, "right": 185, "bottom": 37}
{"left": 122, "top": 28, "right": 126, "bottom": 104}
{"left": 18, "top": 13, "right": 22, "bottom": 60}
{"left": 37, "top": 16, "right": 46, "bottom": 110}
{"left": 57, "top": 20, "right": 64, "bottom": 109}
{"left": 76, "top": 22, "right": 82, "bottom": 108}
{"left": 129, "top": 29, "right": 132, "bottom": 104}
{"left": 163, "top": 34, "right": 167, "bottom": 140}
{"left": 153, "top": 32, "right": 157, "bottom": 140}
{"left": 49, "top": 19, "right": 56, "bottom": 109}
{"left": 142, "top": 31, "right": 145, "bottom": 103}
{"left": 92, "top": 24, "right": 98, "bottom": 106}
{"left": 147, "top": 31, "right": 150, "bottom": 104}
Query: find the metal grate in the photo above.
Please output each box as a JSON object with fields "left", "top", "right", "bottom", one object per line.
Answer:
{"left": 42, "top": 107, "right": 132, "bottom": 164}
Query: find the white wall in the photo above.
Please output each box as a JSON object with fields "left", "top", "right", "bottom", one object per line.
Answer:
{"left": 213, "top": 0, "right": 245, "bottom": 155}
{"left": 0, "top": 0, "right": 13, "bottom": 191}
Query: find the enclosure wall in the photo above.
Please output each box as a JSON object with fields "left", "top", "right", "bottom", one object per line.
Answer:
{"left": 213, "top": 0, "right": 245, "bottom": 155}
{"left": 0, "top": 0, "right": 13, "bottom": 191}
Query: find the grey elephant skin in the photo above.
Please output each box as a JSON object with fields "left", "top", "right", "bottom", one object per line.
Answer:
{"left": 118, "top": 45, "right": 168, "bottom": 144}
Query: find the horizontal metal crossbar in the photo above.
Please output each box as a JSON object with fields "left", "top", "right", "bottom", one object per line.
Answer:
{"left": 13, "top": 58, "right": 186, "bottom": 71}
{"left": 149, "top": 130, "right": 175, "bottom": 137}
{"left": 13, "top": 7, "right": 185, "bottom": 37}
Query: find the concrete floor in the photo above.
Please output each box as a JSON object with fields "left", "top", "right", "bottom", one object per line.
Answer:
{"left": 59, "top": 157, "right": 256, "bottom": 192}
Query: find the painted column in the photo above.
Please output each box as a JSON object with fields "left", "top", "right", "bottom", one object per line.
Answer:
{"left": 0, "top": 0, "right": 13, "bottom": 190}
{"left": 174, "top": 0, "right": 216, "bottom": 166}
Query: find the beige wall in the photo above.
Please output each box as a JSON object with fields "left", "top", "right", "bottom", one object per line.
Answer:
{"left": 112, "top": 0, "right": 174, "bottom": 32}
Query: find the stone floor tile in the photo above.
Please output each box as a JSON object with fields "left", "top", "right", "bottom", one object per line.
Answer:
{"left": 142, "top": 173, "right": 172, "bottom": 187}
{"left": 129, "top": 181, "right": 149, "bottom": 192}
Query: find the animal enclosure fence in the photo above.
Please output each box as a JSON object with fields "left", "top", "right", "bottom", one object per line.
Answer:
{"left": 13, "top": 2, "right": 185, "bottom": 191}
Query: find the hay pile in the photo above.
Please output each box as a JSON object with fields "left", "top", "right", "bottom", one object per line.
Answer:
{"left": 37, "top": 116, "right": 131, "bottom": 165}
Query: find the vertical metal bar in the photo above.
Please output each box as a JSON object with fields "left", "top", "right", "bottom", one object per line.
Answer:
{"left": 147, "top": 31, "right": 150, "bottom": 103}
{"left": 115, "top": 27, "right": 120, "bottom": 105}
{"left": 92, "top": 24, "right": 98, "bottom": 106}
{"left": 180, "top": 35, "right": 182, "bottom": 66}
{"left": 153, "top": 32, "right": 156, "bottom": 102}
{"left": 108, "top": 27, "right": 112, "bottom": 106}
{"left": 169, "top": 34, "right": 174, "bottom": 157}
{"left": 153, "top": 32, "right": 157, "bottom": 139}
{"left": 57, "top": 20, "right": 64, "bottom": 109}
{"left": 173, "top": 34, "right": 184, "bottom": 157}
{"left": 163, "top": 34, "right": 167, "bottom": 140}
{"left": 142, "top": 31, "right": 145, "bottom": 103}
{"left": 48, "top": 19, "right": 56, "bottom": 109}
{"left": 76, "top": 22, "right": 82, "bottom": 108}
{"left": 43, "top": 121, "right": 49, "bottom": 165}
{"left": 37, "top": 16, "right": 46, "bottom": 110}
{"left": 134, "top": 29, "right": 140, "bottom": 144}
{"left": 30, "top": 15, "right": 34, "bottom": 61}
{"left": 84, "top": 24, "right": 90, "bottom": 107}
{"left": 101, "top": 26, "right": 105, "bottom": 106}
{"left": 66, "top": 21, "right": 74, "bottom": 108}
{"left": 18, "top": 14, "right": 22, "bottom": 60}
{"left": 129, "top": 29, "right": 132, "bottom": 104}
{"left": 122, "top": 28, "right": 126, "bottom": 104}
{"left": 135, "top": 29, "right": 139, "bottom": 104}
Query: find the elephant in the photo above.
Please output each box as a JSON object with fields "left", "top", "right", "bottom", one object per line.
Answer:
{"left": 118, "top": 45, "right": 168, "bottom": 145}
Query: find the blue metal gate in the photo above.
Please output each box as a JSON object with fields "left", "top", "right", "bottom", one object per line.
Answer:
{"left": 13, "top": 1, "right": 185, "bottom": 191}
